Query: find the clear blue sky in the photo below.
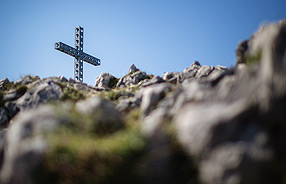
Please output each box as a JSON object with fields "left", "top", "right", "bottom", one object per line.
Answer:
{"left": 0, "top": 0, "right": 285, "bottom": 85}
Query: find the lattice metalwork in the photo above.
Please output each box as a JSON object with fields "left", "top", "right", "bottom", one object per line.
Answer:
{"left": 55, "top": 26, "right": 100, "bottom": 82}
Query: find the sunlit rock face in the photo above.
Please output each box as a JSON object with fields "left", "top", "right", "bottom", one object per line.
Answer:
{"left": 0, "top": 20, "right": 285, "bottom": 184}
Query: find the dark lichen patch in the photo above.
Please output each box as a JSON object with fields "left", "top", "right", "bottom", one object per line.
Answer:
{"left": 108, "top": 77, "right": 119, "bottom": 89}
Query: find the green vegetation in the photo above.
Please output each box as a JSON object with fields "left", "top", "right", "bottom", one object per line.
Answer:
{"left": 36, "top": 105, "right": 146, "bottom": 184}
{"left": 29, "top": 75, "right": 40, "bottom": 83}
{"left": 16, "top": 84, "right": 27, "bottom": 95}
{"left": 61, "top": 84, "right": 86, "bottom": 102}
{"left": 246, "top": 50, "right": 262, "bottom": 65}
{"left": 102, "top": 90, "right": 122, "bottom": 101}
{"left": 148, "top": 74, "right": 154, "bottom": 79}
{"left": 100, "top": 87, "right": 136, "bottom": 102}
{"left": 1, "top": 81, "right": 15, "bottom": 91}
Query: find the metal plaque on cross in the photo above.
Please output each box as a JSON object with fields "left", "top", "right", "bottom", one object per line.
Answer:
{"left": 55, "top": 26, "right": 100, "bottom": 82}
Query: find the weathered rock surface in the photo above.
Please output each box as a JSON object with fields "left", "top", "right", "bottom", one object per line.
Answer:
{"left": 116, "top": 64, "right": 150, "bottom": 88}
{"left": 94, "top": 72, "right": 118, "bottom": 89}
{"left": 0, "top": 107, "right": 9, "bottom": 129}
{"left": 129, "top": 64, "right": 139, "bottom": 73}
{"left": 16, "top": 81, "right": 63, "bottom": 111}
{"left": 173, "top": 20, "right": 286, "bottom": 184}
{"left": 76, "top": 96, "right": 124, "bottom": 134}
{"left": 0, "top": 105, "right": 57, "bottom": 184}
{"left": 0, "top": 95, "right": 124, "bottom": 184}
{"left": 138, "top": 83, "right": 171, "bottom": 116}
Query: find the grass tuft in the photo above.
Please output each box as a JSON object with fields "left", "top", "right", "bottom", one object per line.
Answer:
{"left": 246, "top": 50, "right": 262, "bottom": 65}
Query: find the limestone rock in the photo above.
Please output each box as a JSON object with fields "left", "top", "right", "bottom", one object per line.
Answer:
{"left": 141, "top": 76, "right": 164, "bottom": 87}
{"left": 0, "top": 129, "right": 6, "bottom": 167}
{"left": 15, "top": 75, "right": 40, "bottom": 86}
{"left": 162, "top": 72, "right": 174, "bottom": 80}
{"left": 173, "top": 20, "right": 286, "bottom": 184}
{"left": 16, "top": 81, "right": 63, "bottom": 111}
{"left": 0, "top": 78, "right": 10, "bottom": 90}
{"left": 94, "top": 72, "right": 118, "bottom": 89}
{"left": 76, "top": 96, "right": 124, "bottom": 134}
{"left": 195, "top": 65, "right": 215, "bottom": 78}
{"left": 162, "top": 72, "right": 181, "bottom": 84}
{"left": 2, "top": 91, "right": 19, "bottom": 102}
{"left": 137, "top": 83, "right": 171, "bottom": 116}
{"left": 0, "top": 105, "right": 58, "bottom": 184}
{"left": 183, "top": 61, "right": 201, "bottom": 79}
{"left": 129, "top": 64, "right": 139, "bottom": 73}
{"left": 59, "top": 76, "right": 68, "bottom": 82}
{"left": 116, "top": 71, "right": 149, "bottom": 88}
{"left": 4, "top": 101, "right": 19, "bottom": 120}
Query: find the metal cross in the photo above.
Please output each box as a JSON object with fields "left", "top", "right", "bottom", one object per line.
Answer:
{"left": 55, "top": 26, "right": 100, "bottom": 82}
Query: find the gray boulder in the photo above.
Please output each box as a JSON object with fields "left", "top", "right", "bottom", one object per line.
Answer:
{"left": 76, "top": 96, "right": 124, "bottom": 134}
{"left": 162, "top": 72, "right": 181, "bottom": 84}
{"left": 15, "top": 76, "right": 39, "bottom": 86}
{"left": 183, "top": 61, "right": 201, "bottom": 79}
{"left": 16, "top": 81, "right": 63, "bottom": 111}
{"left": 59, "top": 76, "right": 68, "bottom": 82}
{"left": 116, "top": 70, "right": 149, "bottom": 88}
{"left": 173, "top": 20, "right": 286, "bottom": 184}
{"left": 0, "top": 105, "right": 58, "bottom": 184}
{"left": 195, "top": 65, "right": 215, "bottom": 78}
{"left": 0, "top": 95, "right": 124, "bottom": 183}
{"left": 94, "top": 72, "right": 118, "bottom": 89}
{"left": 137, "top": 83, "right": 171, "bottom": 116}
{"left": 4, "top": 102, "right": 19, "bottom": 120}
{"left": 141, "top": 76, "right": 164, "bottom": 87}
{"left": 0, "top": 129, "right": 6, "bottom": 167}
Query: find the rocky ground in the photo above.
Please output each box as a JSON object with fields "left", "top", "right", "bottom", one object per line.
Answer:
{"left": 0, "top": 20, "right": 286, "bottom": 184}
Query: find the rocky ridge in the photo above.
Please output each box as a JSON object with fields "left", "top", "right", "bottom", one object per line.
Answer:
{"left": 0, "top": 20, "right": 285, "bottom": 184}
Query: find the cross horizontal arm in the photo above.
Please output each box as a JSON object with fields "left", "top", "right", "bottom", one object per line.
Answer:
{"left": 82, "top": 52, "right": 101, "bottom": 66}
{"left": 55, "top": 42, "right": 100, "bottom": 66}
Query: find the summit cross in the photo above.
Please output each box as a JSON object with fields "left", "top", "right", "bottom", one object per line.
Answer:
{"left": 55, "top": 26, "right": 101, "bottom": 82}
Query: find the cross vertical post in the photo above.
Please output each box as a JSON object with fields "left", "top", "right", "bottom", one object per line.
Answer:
{"left": 55, "top": 26, "right": 101, "bottom": 83}
{"left": 74, "top": 26, "right": 84, "bottom": 82}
